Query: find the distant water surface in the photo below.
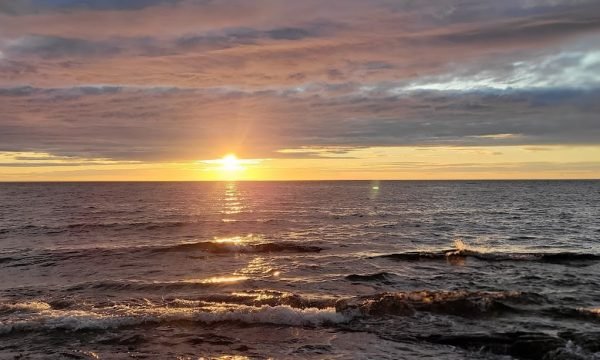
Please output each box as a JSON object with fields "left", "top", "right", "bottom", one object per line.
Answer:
{"left": 0, "top": 181, "right": 599, "bottom": 359}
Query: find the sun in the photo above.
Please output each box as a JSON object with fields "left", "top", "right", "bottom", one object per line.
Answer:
{"left": 220, "top": 154, "right": 243, "bottom": 172}
{"left": 200, "top": 154, "right": 262, "bottom": 180}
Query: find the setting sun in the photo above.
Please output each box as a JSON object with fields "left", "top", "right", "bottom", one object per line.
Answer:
{"left": 220, "top": 154, "right": 243, "bottom": 172}
{"left": 199, "top": 154, "right": 264, "bottom": 180}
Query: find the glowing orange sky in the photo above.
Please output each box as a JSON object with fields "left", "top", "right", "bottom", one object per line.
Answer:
{"left": 0, "top": 0, "right": 599, "bottom": 180}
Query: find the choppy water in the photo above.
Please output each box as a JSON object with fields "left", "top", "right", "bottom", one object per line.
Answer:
{"left": 0, "top": 181, "right": 599, "bottom": 359}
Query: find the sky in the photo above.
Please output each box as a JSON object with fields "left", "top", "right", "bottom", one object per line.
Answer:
{"left": 0, "top": 0, "right": 599, "bottom": 180}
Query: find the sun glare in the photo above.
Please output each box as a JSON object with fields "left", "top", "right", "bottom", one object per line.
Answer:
{"left": 199, "top": 154, "right": 263, "bottom": 180}
{"left": 221, "top": 154, "right": 243, "bottom": 172}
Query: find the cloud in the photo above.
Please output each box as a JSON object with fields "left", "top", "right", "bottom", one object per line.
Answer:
{"left": 175, "top": 24, "right": 330, "bottom": 50}
{"left": 0, "top": 0, "right": 598, "bottom": 90}
{"left": 0, "top": 0, "right": 598, "bottom": 165}
{"left": 3, "top": 22, "right": 334, "bottom": 61}
{"left": 5, "top": 35, "right": 122, "bottom": 59}
{"left": 0, "top": 85, "right": 598, "bottom": 161}
{"left": 266, "top": 27, "right": 313, "bottom": 40}
{"left": 0, "top": 0, "right": 183, "bottom": 15}
{"left": 435, "top": 16, "right": 600, "bottom": 44}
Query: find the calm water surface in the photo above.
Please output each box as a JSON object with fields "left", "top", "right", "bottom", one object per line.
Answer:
{"left": 0, "top": 181, "right": 599, "bottom": 359}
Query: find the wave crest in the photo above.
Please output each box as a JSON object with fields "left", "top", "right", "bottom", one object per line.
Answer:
{"left": 377, "top": 240, "right": 600, "bottom": 265}
{"left": 0, "top": 302, "right": 348, "bottom": 335}
{"left": 345, "top": 272, "right": 395, "bottom": 282}
{"left": 66, "top": 277, "right": 251, "bottom": 292}
{"left": 153, "top": 241, "right": 323, "bottom": 254}
{"left": 336, "top": 290, "right": 540, "bottom": 317}
{"left": 0, "top": 301, "right": 52, "bottom": 314}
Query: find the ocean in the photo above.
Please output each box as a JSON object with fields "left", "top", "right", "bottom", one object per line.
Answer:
{"left": 0, "top": 181, "right": 599, "bottom": 359}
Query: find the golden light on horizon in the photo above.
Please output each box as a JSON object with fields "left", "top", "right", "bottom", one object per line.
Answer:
{"left": 4, "top": 145, "right": 600, "bottom": 181}
{"left": 198, "top": 153, "right": 264, "bottom": 180}
{"left": 220, "top": 154, "right": 243, "bottom": 172}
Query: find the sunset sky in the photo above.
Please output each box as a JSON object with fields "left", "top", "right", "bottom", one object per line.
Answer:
{"left": 0, "top": 0, "right": 599, "bottom": 180}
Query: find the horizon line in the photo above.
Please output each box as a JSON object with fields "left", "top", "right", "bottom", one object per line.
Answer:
{"left": 1, "top": 178, "right": 599, "bottom": 183}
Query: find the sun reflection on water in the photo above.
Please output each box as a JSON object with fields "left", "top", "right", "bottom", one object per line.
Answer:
{"left": 213, "top": 234, "right": 260, "bottom": 244}
{"left": 221, "top": 182, "right": 245, "bottom": 215}
{"left": 369, "top": 180, "right": 381, "bottom": 199}
{"left": 184, "top": 276, "right": 249, "bottom": 284}
{"left": 230, "top": 291, "right": 281, "bottom": 302}
{"left": 236, "top": 256, "right": 281, "bottom": 278}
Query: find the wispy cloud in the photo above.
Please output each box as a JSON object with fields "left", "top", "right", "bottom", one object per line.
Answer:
{"left": 0, "top": 0, "right": 598, "bottom": 176}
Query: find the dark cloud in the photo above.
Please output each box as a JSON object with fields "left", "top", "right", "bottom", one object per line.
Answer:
{"left": 0, "top": 0, "right": 182, "bottom": 15}
{"left": 436, "top": 15, "right": 600, "bottom": 44}
{"left": 266, "top": 27, "right": 312, "bottom": 40}
{"left": 175, "top": 28, "right": 260, "bottom": 49}
{"left": 7, "top": 35, "right": 122, "bottom": 59}
{"left": 0, "top": 85, "right": 598, "bottom": 160}
{"left": 177, "top": 23, "right": 332, "bottom": 49}
{"left": 0, "top": 85, "right": 36, "bottom": 96}
{"left": 6, "top": 22, "right": 332, "bottom": 60}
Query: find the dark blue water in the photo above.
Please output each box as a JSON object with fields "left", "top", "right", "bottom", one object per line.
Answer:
{"left": 0, "top": 181, "right": 599, "bottom": 359}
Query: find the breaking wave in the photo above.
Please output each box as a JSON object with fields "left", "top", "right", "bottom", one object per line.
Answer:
{"left": 0, "top": 301, "right": 52, "bottom": 314}
{"left": 577, "top": 307, "right": 600, "bottom": 318}
{"left": 335, "top": 290, "right": 543, "bottom": 318}
{"left": 0, "top": 301, "right": 347, "bottom": 335}
{"left": 0, "top": 289, "right": 574, "bottom": 341}
{"left": 376, "top": 240, "right": 600, "bottom": 265}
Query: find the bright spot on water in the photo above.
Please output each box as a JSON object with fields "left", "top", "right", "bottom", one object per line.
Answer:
{"left": 186, "top": 276, "right": 248, "bottom": 284}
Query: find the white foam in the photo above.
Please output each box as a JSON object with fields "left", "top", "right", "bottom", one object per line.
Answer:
{"left": 0, "top": 303, "right": 350, "bottom": 335}
{"left": 191, "top": 304, "right": 347, "bottom": 326}
{"left": 0, "top": 301, "right": 52, "bottom": 313}
{"left": 452, "top": 238, "right": 492, "bottom": 254}
{"left": 577, "top": 307, "right": 600, "bottom": 317}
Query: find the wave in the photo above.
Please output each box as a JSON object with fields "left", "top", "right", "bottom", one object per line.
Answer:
{"left": 376, "top": 251, "right": 450, "bottom": 261}
{"left": 176, "top": 290, "right": 338, "bottom": 309}
{"left": 0, "top": 289, "right": 543, "bottom": 320}
{"left": 335, "top": 290, "right": 542, "bottom": 318}
{"left": 65, "top": 277, "right": 253, "bottom": 292}
{"left": 377, "top": 250, "right": 600, "bottom": 264}
{"left": 0, "top": 289, "right": 540, "bottom": 336}
{"left": 577, "top": 307, "right": 600, "bottom": 318}
{"left": 543, "top": 306, "right": 600, "bottom": 323}
{"left": 416, "top": 331, "right": 600, "bottom": 360}
{"left": 0, "top": 239, "right": 323, "bottom": 268}
{"left": 3, "top": 218, "right": 292, "bottom": 235}
{"left": 345, "top": 272, "right": 395, "bottom": 282}
{"left": 152, "top": 240, "right": 323, "bottom": 254}
{"left": 376, "top": 240, "right": 600, "bottom": 265}
{"left": 0, "top": 256, "right": 15, "bottom": 264}
{"left": 0, "top": 288, "right": 583, "bottom": 341}
{"left": 0, "top": 290, "right": 339, "bottom": 315}
{"left": 9, "top": 221, "right": 191, "bottom": 234}
{"left": 0, "top": 302, "right": 348, "bottom": 336}
{"left": 0, "top": 301, "right": 52, "bottom": 314}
